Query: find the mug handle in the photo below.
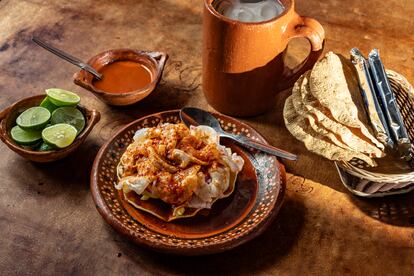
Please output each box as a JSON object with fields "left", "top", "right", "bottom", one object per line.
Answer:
{"left": 280, "top": 15, "right": 325, "bottom": 90}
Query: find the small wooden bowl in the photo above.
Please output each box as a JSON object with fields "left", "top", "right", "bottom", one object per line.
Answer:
{"left": 73, "top": 49, "right": 168, "bottom": 106}
{"left": 0, "top": 95, "right": 101, "bottom": 163}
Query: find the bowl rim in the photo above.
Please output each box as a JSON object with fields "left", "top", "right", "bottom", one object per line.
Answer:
{"left": 74, "top": 49, "right": 168, "bottom": 97}
{"left": 90, "top": 109, "right": 286, "bottom": 255}
{"left": 0, "top": 94, "right": 100, "bottom": 156}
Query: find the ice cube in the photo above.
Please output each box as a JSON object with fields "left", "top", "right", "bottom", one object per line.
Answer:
{"left": 217, "top": 0, "right": 285, "bottom": 22}
{"left": 224, "top": 3, "right": 255, "bottom": 22}
{"left": 223, "top": 4, "right": 239, "bottom": 19}
{"left": 236, "top": 7, "right": 255, "bottom": 22}
{"left": 260, "top": 0, "right": 284, "bottom": 21}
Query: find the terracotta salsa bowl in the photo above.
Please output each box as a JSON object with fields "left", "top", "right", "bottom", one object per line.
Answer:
{"left": 73, "top": 49, "right": 168, "bottom": 106}
{"left": 0, "top": 95, "right": 100, "bottom": 163}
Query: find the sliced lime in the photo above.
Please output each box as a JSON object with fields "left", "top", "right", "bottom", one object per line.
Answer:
{"left": 42, "top": 123, "right": 77, "bottom": 148}
{"left": 40, "top": 96, "right": 58, "bottom": 113}
{"left": 51, "top": 107, "right": 85, "bottom": 134}
{"left": 16, "top": 107, "right": 51, "bottom": 131}
{"left": 10, "top": 125, "right": 42, "bottom": 145}
{"left": 38, "top": 142, "right": 55, "bottom": 151}
{"left": 46, "top": 88, "right": 80, "bottom": 107}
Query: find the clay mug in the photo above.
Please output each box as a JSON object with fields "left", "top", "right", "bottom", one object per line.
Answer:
{"left": 203, "top": 0, "right": 325, "bottom": 116}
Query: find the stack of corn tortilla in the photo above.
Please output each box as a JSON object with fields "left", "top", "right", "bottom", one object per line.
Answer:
{"left": 283, "top": 52, "right": 385, "bottom": 167}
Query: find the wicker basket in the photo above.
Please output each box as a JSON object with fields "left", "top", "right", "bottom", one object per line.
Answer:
{"left": 336, "top": 70, "right": 414, "bottom": 197}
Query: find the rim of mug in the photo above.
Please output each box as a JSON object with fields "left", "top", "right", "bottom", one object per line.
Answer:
{"left": 205, "top": 0, "right": 293, "bottom": 25}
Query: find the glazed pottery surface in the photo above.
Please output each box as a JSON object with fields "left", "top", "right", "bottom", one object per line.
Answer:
{"left": 74, "top": 49, "right": 168, "bottom": 106}
{"left": 203, "top": 0, "right": 325, "bottom": 116}
{"left": 90, "top": 110, "right": 286, "bottom": 255}
{"left": 0, "top": 95, "right": 100, "bottom": 162}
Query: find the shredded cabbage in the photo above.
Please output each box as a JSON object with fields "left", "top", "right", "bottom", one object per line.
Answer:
{"left": 115, "top": 176, "right": 151, "bottom": 195}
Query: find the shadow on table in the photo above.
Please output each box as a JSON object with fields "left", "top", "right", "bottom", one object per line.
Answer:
{"left": 7, "top": 140, "right": 100, "bottom": 198}
{"left": 112, "top": 195, "right": 306, "bottom": 275}
{"left": 348, "top": 192, "right": 414, "bottom": 227}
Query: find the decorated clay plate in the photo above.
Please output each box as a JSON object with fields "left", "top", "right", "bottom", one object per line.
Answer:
{"left": 90, "top": 110, "right": 285, "bottom": 255}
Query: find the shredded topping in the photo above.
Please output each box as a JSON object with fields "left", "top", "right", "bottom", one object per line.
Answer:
{"left": 116, "top": 123, "right": 244, "bottom": 208}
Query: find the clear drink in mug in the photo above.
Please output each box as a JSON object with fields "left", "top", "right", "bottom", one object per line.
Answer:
{"left": 212, "top": 0, "right": 285, "bottom": 23}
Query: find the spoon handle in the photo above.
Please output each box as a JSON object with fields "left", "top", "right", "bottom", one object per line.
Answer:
{"left": 224, "top": 134, "right": 298, "bottom": 161}
{"left": 32, "top": 37, "right": 102, "bottom": 80}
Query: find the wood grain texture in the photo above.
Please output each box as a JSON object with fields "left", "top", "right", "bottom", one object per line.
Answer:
{"left": 0, "top": 0, "right": 413, "bottom": 275}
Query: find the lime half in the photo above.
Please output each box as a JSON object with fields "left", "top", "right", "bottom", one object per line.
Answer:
{"left": 16, "top": 107, "right": 51, "bottom": 131}
{"left": 46, "top": 88, "right": 80, "bottom": 107}
{"left": 40, "top": 96, "right": 58, "bottom": 113}
{"left": 10, "top": 125, "right": 42, "bottom": 145}
{"left": 42, "top": 123, "right": 77, "bottom": 148}
{"left": 51, "top": 107, "right": 85, "bottom": 134}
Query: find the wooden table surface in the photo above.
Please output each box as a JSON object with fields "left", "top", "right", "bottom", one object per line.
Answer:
{"left": 1, "top": 0, "right": 413, "bottom": 275}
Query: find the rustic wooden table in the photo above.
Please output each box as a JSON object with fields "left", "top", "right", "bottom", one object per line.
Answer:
{"left": 1, "top": 0, "right": 413, "bottom": 275}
